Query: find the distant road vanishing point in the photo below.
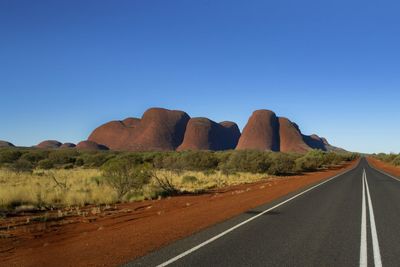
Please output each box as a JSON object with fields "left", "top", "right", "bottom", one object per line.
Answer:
{"left": 130, "top": 158, "right": 400, "bottom": 267}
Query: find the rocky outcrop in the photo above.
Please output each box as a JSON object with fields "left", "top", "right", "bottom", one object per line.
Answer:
{"left": 219, "top": 121, "right": 241, "bottom": 150}
{"left": 87, "top": 107, "right": 343, "bottom": 153}
{"left": 89, "top": 108, "right": 190, "bottom": 151}
{"left": 236, "top": 110, "right": 280, "bottom": 151}
{"left": 60, "top": 143, "right": 76, "bottom": 148}
{"left": 177, "top": 118, "right": 240, "bottom": 151}
{"left": 37, "top": 140, "right": 62, "bottom": 149}
{"left": 278, "top": 117, "right": 311, "bottom": 153}
{"left": 76, "top": 140, "right": 109, "bottom": 151}
{"left": 0, "top": 140, "right": 15, "bottom": 148}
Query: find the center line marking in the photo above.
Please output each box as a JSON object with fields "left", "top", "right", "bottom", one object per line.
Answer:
{"left": 360, "top": 169, "right": 367, "bottom": 267}
{"left": 365, "top": 170, "right": 383, "bottom": 267}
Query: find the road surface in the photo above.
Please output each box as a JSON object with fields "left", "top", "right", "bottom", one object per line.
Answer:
{"left": 129, "top": 158, "right": 400, "bottom": 266}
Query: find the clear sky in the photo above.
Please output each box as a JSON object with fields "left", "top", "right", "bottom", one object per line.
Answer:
{"left": 1, "top": 0, "right": 400, "bottom": 153}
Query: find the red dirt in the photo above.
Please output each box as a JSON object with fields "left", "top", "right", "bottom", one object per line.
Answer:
{"left": 0, "top": 160, "right": 357, "bottom": 267}
{"left": 367, "top": 157, "right": 400, "bottom": 177}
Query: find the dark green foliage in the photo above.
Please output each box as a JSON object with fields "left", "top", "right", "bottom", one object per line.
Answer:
{"left": 20, "top": 150, "right": 49, "bottom": 164}
{"left": 0, "top": 148, "right": 358, "bottom": 177}
{"left": 0, "top": 149, "right": 21, "bottom": 163}
{"left": 11, "top": 159, "right": 34, "bottom": 173}
{"left": 38, "top": 159, "right": 54, "bottom": 170}
{"left": 102, "top": 158, "right": 151, "bottom": 199}
{"left": 80, "top": 152, "right": 114, "bottom": 168}
{"left": 48, "top": 150, "right": 78, "bottom": 165}
{"left": 268, "top": 153, "right": 296, "bottom": 175}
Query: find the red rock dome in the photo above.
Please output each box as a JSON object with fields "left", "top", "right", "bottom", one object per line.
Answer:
{"left": 37, "top": 140, "right": 62, "bottom": 149}
{"left": 236, "top": 110, "right": 280, "bottom": 151}
{"left": 76, "top": 140, "right": 109, "bottom": 151}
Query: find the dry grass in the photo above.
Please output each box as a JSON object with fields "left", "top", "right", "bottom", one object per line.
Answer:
{"left": 0, "top": 169, "right": 116, "bottom": 210}
{"left": 0, "top": 168, "right": 269, "bottom": 211}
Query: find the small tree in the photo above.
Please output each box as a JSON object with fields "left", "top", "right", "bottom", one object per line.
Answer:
{"left": 102, "top": 158, "right": 151, "bottom": 200}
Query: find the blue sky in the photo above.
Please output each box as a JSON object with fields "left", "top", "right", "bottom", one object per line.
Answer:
{"left": 1, "top": 0, "right": 400, "bottom": 153}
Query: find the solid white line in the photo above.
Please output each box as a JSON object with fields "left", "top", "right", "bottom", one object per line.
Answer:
{"left": 156, "top": 165, "right": 357, "bottom": 267}
{"left": 359, "top": 169, "right": 367, "bottom": 267}
{"left": 365, "top": 170, "right": 383, "bottom": 267}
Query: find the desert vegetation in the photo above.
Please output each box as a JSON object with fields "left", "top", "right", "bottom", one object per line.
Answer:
{"left": 372, "top": 153, "right": 400, "bottom": 166}
{"left": 0, "top": 147, "right": 357, "bottom": 214}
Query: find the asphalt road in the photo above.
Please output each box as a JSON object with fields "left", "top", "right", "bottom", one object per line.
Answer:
{"left": 129, "top": 158, "right": 400, "bottom": 267}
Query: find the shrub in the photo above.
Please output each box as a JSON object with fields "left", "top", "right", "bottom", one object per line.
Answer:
{"left": 20, "top": 150, "right": 49, "bottom": 165}
{"left": 10, "top": 159, "right": 34, "bottom": 173}
{"left": 81, "top": 152, "right": 114, "bottom": 168}
{"left": 391, "top": 155, "right": 400, "bottom": 166}
{"left": 102, "top": 158, "right": 151, "bottom": 200}
{"left": 38, "top": 159, "right": 54, "bottom": 170}
{"left": 267, "top": 153, "right": 296, "bottom": 175}
{"left": 0, "top": 149, "right": 21, "bottom": 164}
{"left": 48, "top": 150, "right": 78, "bottom": 165}
{"left": 219, "top": 150, "right": 271, "bottom": 173}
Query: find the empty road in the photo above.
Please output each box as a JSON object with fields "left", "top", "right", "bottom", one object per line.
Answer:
{"left": 130, "top": 158, "right": 400, "bottom": 267}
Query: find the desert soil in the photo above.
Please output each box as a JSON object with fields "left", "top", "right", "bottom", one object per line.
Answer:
{"left": 0, "top": 161, "right": 356, "bottom": 267}
{"left": 367, "top": 157, "right": 400, "bottom": 177}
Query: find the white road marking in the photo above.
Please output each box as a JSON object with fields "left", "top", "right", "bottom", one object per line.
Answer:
{"left": 359, "top": 169, "right": 367, "bottom": 267}
{"left": 156, "top": 165, "right": 357, "bottom": 267}
{"left": 365, "top": 170, "right": 383, "bottom": 267}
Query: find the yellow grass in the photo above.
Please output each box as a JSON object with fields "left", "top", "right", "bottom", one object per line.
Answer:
{"left": 0, "top": 168, "right": 269, "bottom": 210}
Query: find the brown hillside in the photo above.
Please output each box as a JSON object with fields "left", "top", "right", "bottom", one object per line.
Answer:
{"left": 0, "top": 140, "right": 15, "bottom": 147}
{"left": 76, "top": 140, "right": 109, "bottom": 151}
{"left": 236, "top": 110, "right": 280, "bottom": 151}
{"left": 278, "top": 117, "right": 311, "bottom": 153}
{"left": 60, "top": 143, "right": 76, "bottom": 148}
{"left": 37, "top": 140, "right": 62, "bottom": 149}
{"left": 177, "top": 118, "right": 240, "bottom": 151}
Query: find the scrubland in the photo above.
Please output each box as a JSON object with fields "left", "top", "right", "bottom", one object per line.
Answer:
{"left": 0, "top": 148, "right": 358, "bottom": 214}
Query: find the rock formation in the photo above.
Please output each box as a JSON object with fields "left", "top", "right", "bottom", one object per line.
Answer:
{"left": 37, "top": 140, "right": 62, "bottom": 149}
{"left": 278, "top": 117, "right": 311, "bottom": 153}
{"left": 0, "top": 140, "right": 15, "bottom": 148}
{"left": 87, "top": 107, "right": 343, "bottom": 153}
{"left": 177, "top": 118, "right": 240, "bottom": 151}
{"left": 76, "top": 140, "right": 109, "bottom": 151}
{"left": 236, "top": 110, "right": 280, "bottom": 151}
{"left": 60, "top": 143, "right": 76, "bottom": 148}
{"left": 89, "top": 108, "right": 190, "bottom": 151}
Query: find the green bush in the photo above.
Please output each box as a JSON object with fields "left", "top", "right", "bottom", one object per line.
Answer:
{"left": 38, "top": 159, "right": 54, "bottom": 170}
{"left": 48, "top": 150, "right": 78, "bottom": 165}
{"left": 391, "top": 156, "right": 400, "bottom": 166}
{"left": 102, "top": 158, "right": 151, "bottom": 200}
{"left": 0, "top": 149, "right": 21, "bottom": 164}
{"left": 10, "top": 159, "right": 34, "bottom": 173}
{"left": 267, "top": 153, "right": 296, "bottom": 175}
{"left": 81, "top": 152, "right": 114, "bottom": 168}
{"left": 20, "top": 150, "right": 49, "bottom": 165}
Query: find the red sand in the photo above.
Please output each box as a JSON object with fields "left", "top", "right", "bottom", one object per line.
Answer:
{"left": 367, "top": 157, "right": 400, "bottom": 177}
